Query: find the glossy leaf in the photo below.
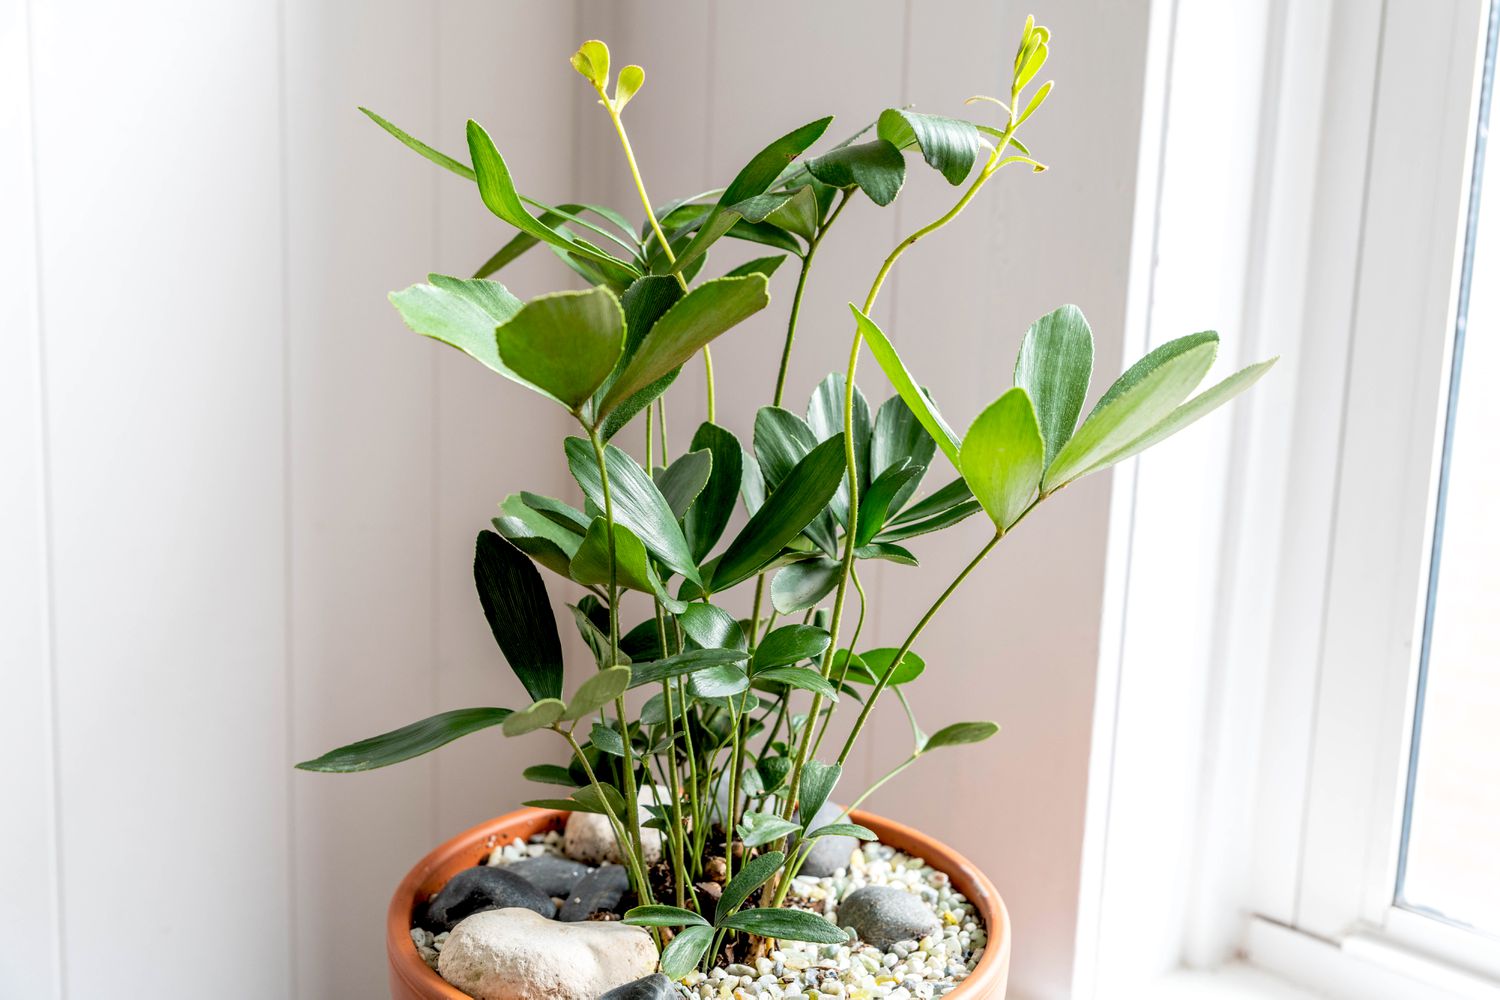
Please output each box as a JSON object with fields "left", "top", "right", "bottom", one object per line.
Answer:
{"left": 598, "top": 275, "right": 770, "bottom": 415}
{"left": 753, "top": 667, "right": 840, "bottom": 702}
{"left": 877, "top": 109, "right": 981, "bottom": 185}
{"left": 569, "top": 518, "right": 685, "bottom": 612}
{"left": 659, "top": 924, "right": 714, "bottom": 979}
{"left": 872, "top": 394, "right": 935, "bottom": 512}
{"left": 474, "top": 531, "right": 564, "bottom": 702}
{"left": 771, "top": 557, "right": 842, "bottom": 614}
{"left": 1014, "top": 304, "right": 1094, "bottom": 467}
{"left": 295, "top": 707, "right": 513, "bottom": 772}
{"left": 764, "top": 184, "right": 822, "bottom": 240}
{"left": 754, "top": 406, "right": 821, "bottom": 490}
{"left": 960, "top": 387, "right": 1044, "bottom": 530}
{"left": 805, "top": 140, "right": 906, "bottom": 207}
{"left": 654, "top": 449, "right": 713, "bottom": 520}
{"left": 492, "top": 495, "right": 581, "bottom": 578}
{"left": 629, "top": 647, "right": 749, "bottom": 689}
{"left": 754, "top": 624, "right": 832, "bottom": 670}
{"left": 501, "top": 698, "right": 565, "bottom": 736}
{"left": 842, "top": 648, "right": 925, "bottom": 686}
{"left": 565, "top": 438, "right": 701, "bottom": 584}
{"left": 874, "top": 499, "right": 981, "bottom": 541}
{"left": 494, "top": 287, "right": 625, "bottom": 409}
{"left": 718, "top": 908, "right": 847, "bottom": 943}
{"left": 670, "top": 117, "right": 833, "bottom": 271}
{"left": 389, "top": 275, "right": 522, "bottom": 377}
{"left": 563, "top": 665, "right": 633, "bottom": 721}
{"left": 855, "top": 542, "right": 917, "bottom": 565}
{"left": 850, "top": 306, "right": 962, "bottom": 468}
{"left": 678, "top": 602, "right": 748, "bottom": 652}
{"left": 798, "top": 761, "right": 840, "bottom": 827}
{"left": 623, "top": 904, "right": 708, "bottom": 928}
{"left": 856, "top": 460, "right": 924, "bottom": 546}
{"left": 923, "top": 721, "right": 1001, "bottom": 751}
{"left": 756, "top": 757, "right": 794, "bottom": 795}
{"left": 684, "top": 422, "right": 743, "bottom": 561}
{"left": 806, "top": 822, "right": 875, "bottom": 841}
{"left": 1043, "top": 332, "right": 1219, "bottom": 492}
{"left": 725, "top": 255, "right": 789, "bottom": 278}
{"left": 717, "top": 849, "right": 786, "bottom": 918}
{"left": 688, "top": 663, "right": 749, "bottom": 699}
{"left": 711, "top": 434, "right": 848, "bottom": 592}
{"left": 522, "top": 763, "right": 576, "bottom": 787}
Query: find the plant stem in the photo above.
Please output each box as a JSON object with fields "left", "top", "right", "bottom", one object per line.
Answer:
{"left": 811, "top": 566, "right": 868, "bottom": 757}
{"left": 773, "top": 189, "right": 853, "bottom": 406}
{"left": 655, "top": 606, "right": 691, "bottom": 909}
{"left": 560, "top": 728, "right": 654, "bottom": 909}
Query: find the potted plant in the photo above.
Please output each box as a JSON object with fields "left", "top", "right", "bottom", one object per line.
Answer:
{"left": 298, "top": 17, "right": 1273, "bottom": 1000}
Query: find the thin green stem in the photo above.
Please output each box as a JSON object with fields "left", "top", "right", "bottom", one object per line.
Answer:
{"left": 655, "top": 606, "right": 690, "bottom": 909}
{"left": 559, "top": 729, "right": 654, "bottom": 909}
{"left": 773, "top": 190, "right": 853, "bottom": 406}
{"left": 811, "top": 566, "right": 868, "bottom": 757}
{"left": 843, "top": 752, "right": 920, "bottom": 818}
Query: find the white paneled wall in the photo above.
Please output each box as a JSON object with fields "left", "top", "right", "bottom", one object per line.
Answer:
{"left": 3, "top": 3, "right": 1156, "bottom": 998}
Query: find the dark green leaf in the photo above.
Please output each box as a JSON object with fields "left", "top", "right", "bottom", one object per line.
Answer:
{"left": 874, "top": 501, "right": 981, "bottom": 542}
{"left": 712, "top": 435, "right": 847, "bottom": 592}
{"left": 678, "top": 603, "right": 748, "bottom": 652}
{"left": 589, "top": 721, "right": 627, "bottom": 756}
{"left": 623, "top": 905, "right": 709, "bottom": 928}
{"left": 806, "top": 822, "right": 875, "bottom": 841}
{"left": 850, "top": 306, "right": 962, "bottom": 467}
{"left": 717, "top": 907, "right": 847, "bottom": 943}
{"left": 876, "top": 109, "right": 981, "bottom": 185}
{"left": 520, "top": 492, "right": 591, "bottom": 533}
{"left": 753, "top": 667, "right": 840, "bottom": 702}
{"left": 654, "top": 450, "right": 713, "bottom": 520}
{"left": 599, "top": 275, "right": 770, "bottom": 415}
{"left": 525, "top": 797, "right": 601, "bottom": 814}
{"left": 563, "top": 665, "right": 633, "bottom": 721}
{"left": 629, "top": 647, "right": 749, "bottom": 688}
{"left": 754, "top": 624, "right": 832, "bottom": 670}
{"left": 389, "top": 274, "right": 522, "bottom": 377}
{"left": 598, "top": 276, "right": 684, "bottom": 440}
{"left": 573, "top": 782, "right": 626, "bottom": 815}
{"left": 843, "top": 648, "right": 925, "bottom": 686}
{"left": 737, "top": 811, "right": 802, "bottom": 848}
{"left": 725, "top": 255, "right": 789, "bottom": 279}
{"left": 770, "top": 557, "right": 842, "bottom": 615}
{"left": 872, "top": 393, "right": 936, "bottom": 512}
{"left": 659, "top": 924, "right": 714, "bottom": 979}
{"left": 805, "top": 140, "right": 906, "bottom": 206}
{"left": 764, "top": 184, "right": 822, "bottom": 240}
{"left": 295, "top": 707, "right": 513, "bottom": 772}
{"left": 565, "top": 438, "right": 701, "bottom": 584}
{"left": 522, "top": 763, "right": 576, "bottom": 787}
{"left": 717, "top": 850, "right": 786, "bottom": 919}
{"left": 502, "top": 698, "right": 566, "bottom": 736}
{"left": 569, "top": 518, "right": 685, "bottom": 613}
{"left": 754, "top": 406, "right": 820, "bottom": 490}
{"left": 684, "top": 422, "right": 743, "bottom": 562}
{"left": 474, "top": 531, "right": 563, "bottom": 702}
{"left": 923, "top": 721, "right": 1001, "bottom": 751}
{"left": 960, "top": 387, "right": 1044, "bottom": 530}
{"left": 889, "top": 477, "right": 971, "bottom": 525}
{"left": 494, "top": 287, "right": 625, "bottom": 409}
{"left": 1014, "top": 304, "right": 1095, "bottom": 467}
{"left": 756, "top": 756, "right": 793, "bottom": 795}
{"left": 856, "top": 460, "right": 924, "bottom": 546}
{"left": 798, "top": 761, "right": 840, "bottom": 827}
{"left": 854, "top": 542, "right": 918, "bottom": 565}
{"left": 688, "top": 663, "right": 749, "bottom": 699}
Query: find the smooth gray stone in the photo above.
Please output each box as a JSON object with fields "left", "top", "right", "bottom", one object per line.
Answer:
{"left": 559, "top": 863, "right": 629, "bottom": 921}
{"left": 797, "top": 801, "right": 863, "bottom": 878}
{"left": 598, "top": 972, "right": 676, "bottom": 1000}
{"left": 425, "top": 865, "right": 556, "bottom": 931}
{"left": 836, "top": 885, "right": 940, "bottom": 951}
{"left": 505, "top": 855, "right": 594, "bottom": 897}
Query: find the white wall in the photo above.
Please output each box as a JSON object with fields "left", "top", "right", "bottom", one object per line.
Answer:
{"left": 2, "top": 2, "right": 1158, "bottom": 998}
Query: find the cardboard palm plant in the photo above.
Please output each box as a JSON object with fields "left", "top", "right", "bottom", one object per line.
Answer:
{"left": 300, "top": 18, "right": 1273, "bottom": 979}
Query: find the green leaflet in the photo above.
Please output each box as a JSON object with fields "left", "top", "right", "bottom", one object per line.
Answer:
{"left": 1014, "top": 304, "right": 1094, "bottom": 467}
{"left": 474, "top": 530, "right": 564, "bottom": 702}
{"left": 805, "top": 140, "right": 906, "bottom": 207}
{"left": 565, "top": 438, "right": 700, "bottom": 585}
{"left": 495, "top": 287, "right": 625, "bottom": 409}
{"left": 850, "top": 306, "right": 962, "bottom": 468}
{"left": 388, "top": 274, "right": 522, "bottom": 378}
{"left": 876, "top": 109, "right": 982, "bottom": 185}
{"left": 960, "top": 387, "right": 1045, "bottom": 531}
{"left": 294, "top": 707, "right": 513, "bottom": 772}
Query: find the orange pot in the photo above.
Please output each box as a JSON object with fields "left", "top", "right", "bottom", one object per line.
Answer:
{"left": 387, "top": 807, "right": 1010, "bottom": 1000}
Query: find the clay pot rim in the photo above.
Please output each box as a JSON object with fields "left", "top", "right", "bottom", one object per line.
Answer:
{"left": 387, "top": 806, "right": 1010, "bottom": 999}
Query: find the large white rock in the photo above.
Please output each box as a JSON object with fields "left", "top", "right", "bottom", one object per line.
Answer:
{"left": 563, "top": 784, "right": 667, "bottom": 866}
{"left": 437, "top": 907, "right": 656, "bottom": 1000}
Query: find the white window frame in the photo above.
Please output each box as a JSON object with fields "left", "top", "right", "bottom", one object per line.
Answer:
{"left": 1079, "top": 1, "right": 1500, "bottom": 997}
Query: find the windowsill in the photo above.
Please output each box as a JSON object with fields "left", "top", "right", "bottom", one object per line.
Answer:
{"left": 1111, "top": 964, "right": 1325, "bottom": 1000}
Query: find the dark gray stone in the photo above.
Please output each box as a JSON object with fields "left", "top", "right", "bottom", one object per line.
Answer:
{"left": 559, "top": 863, "right": 629, "bottom": 921}
{"left": 505, "top": 855, "right": 594, "bottom": 897}
{"left": 424, "top": 865, "right": 556, "bottom": 931}
{"left": 836, "top": 885, "right": 940, "bottom": 951}
{"left": 797, "top": 801, "right": 863, "bottom": 878}
{"left": 598, "top": 972, "right": 676, "bottom": 1000}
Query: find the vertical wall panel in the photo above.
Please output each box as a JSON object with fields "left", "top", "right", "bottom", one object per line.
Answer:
{"left": 281, "top": 4, "right": 441, "bottom": 996}
{"left": 27, "top": 2, "right": 291, "bottom": 995}
{"left": 0, "top": 0, "right": 61, "bottom": 995}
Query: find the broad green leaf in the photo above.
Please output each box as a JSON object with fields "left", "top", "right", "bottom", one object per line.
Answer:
{"left": 872, "top": 394, "right": 936, "bottom": 512}
{"left": 960, "top": 387, "right": 1044, "bottom": 531}
{"left": 501, "top": 698, "right": 565, "bottom": 736}
{"left": 923, "top": 720, "right": 1001, "bottom": 751}
{"left": 524, "top": 797, "right": 603, "bottom": 814}
{"left": 623, "top": 905, "right": 708, "bottom": 928}
{"left": 757, "top": 757, "right": 794, "bottom": 794}
{"left": 492, "top": 501, "right": 580, "bottom": 578}
{"left": 754, "top": 624, "right": 832, "bottom": 670}
{"left": 295, "top": 707, "right": 512, "bottom": 772}
{"left": 874, "top": 500, "right": 981, "bottom": 542}
{"left": 563, "top": 665, "right": 633, "bottom": 721}
{"left": 678, "top": 602, "right": 748, "bottom": 652}
{"left": 519, "top": 492, "right": 591, "bottom": 534}
{"left": 856, "top": 460, "right": 924, "bottom": 546}
{"left": 737, "top": 811, "right": 802, "bottom": 848}
{"left": 807, "top": 372, "right": 872, "bottom": 526}
{"left": 770, "top": 557, "right": 842, "bottom": 614}
{"left": 765, "top": 184, "right": 822, "bottom": 240}
{"left": 670, "top": 117, "right": 833, "bottom": 271}
{"left": 629, "top": 647, "right": 749, "bottom": 688}
{"left": 599, "top": 275, "right": 770, "bottom": 415}
{"left": 565, "top": 438, "right": 701, "bottom": 584}
{"left": 389, "top": 275, "right": 522, "bottom": 377}
{"left": 1014, "top": 305, "right": 1094, "bottom": 466}
{"left": 798, "top": 761, "right": 840, "bottom": 827}
{"left": 597, "top": 276, "right": 682, "bottom": 439}
{"left": 659, "top": 924, "right": 714, "bottom": 979}
{"left": 753, "top": 667, "right": 840, "bottom": 702}
{"left": 717, "top": 850, "right": 786, "bottom": 918}
{"left": 806, "top": 822, "right": 875, "bottom": 840}
{"left": 573, "top": 782, "right": 626, "bottom": 816}
{"left": 1085, "top": 358, "right": 1278, "bottom": 471}
{"left": 718, "top": 908, "right": 848, "bottom": 944}
{"left": 1043, "top": 332, "right": 1219, "bottom": 492}
{"left": 475, "top": 531, "right": 564, "bottom": 702}
{"left": 712, "top": 435, "right": 848, "bottom": 592}
{"left": 725, "top": 255, "right": 789, "bottom": 278}
{"left": 842, "top": 648, "right": 925, "bottom": 686}
{"left": 569, "top": 518, "right": 685, "bottom": 612}
{"left": 877, "top": 109, "right": 981, "bottom": 185}
{"left": 805, "top": 140, "right": 906, "bottom": 206}
{"left": 850, "top": 306, "right": 962, "bottom": 467}
{"left": 467, "top": 120, "right": 635, "bottom": 274}
{"left": 522, "top": 763, "right": 576, "bottom": 787}
{"left": 684, "top": 422, "right": 743, "bottom": 561}
{"left": 589, "top": 721, "right": 627, "bottom": 756}
{"left": 755, "top": 406, "right": 821, "bottom": 490}
{"left": 654, "top": 449, "right": 713, "bottom": 520}
{"left": 688, "top": 663, "right": 749, "bottom": 699}
{"left": 494, "top": 287, "right": 625, "bottom": 409}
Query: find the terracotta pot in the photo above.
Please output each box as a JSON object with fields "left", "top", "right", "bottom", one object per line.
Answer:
{"left": 388, "top": 807, "right": 1010, "bottom": 1000}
